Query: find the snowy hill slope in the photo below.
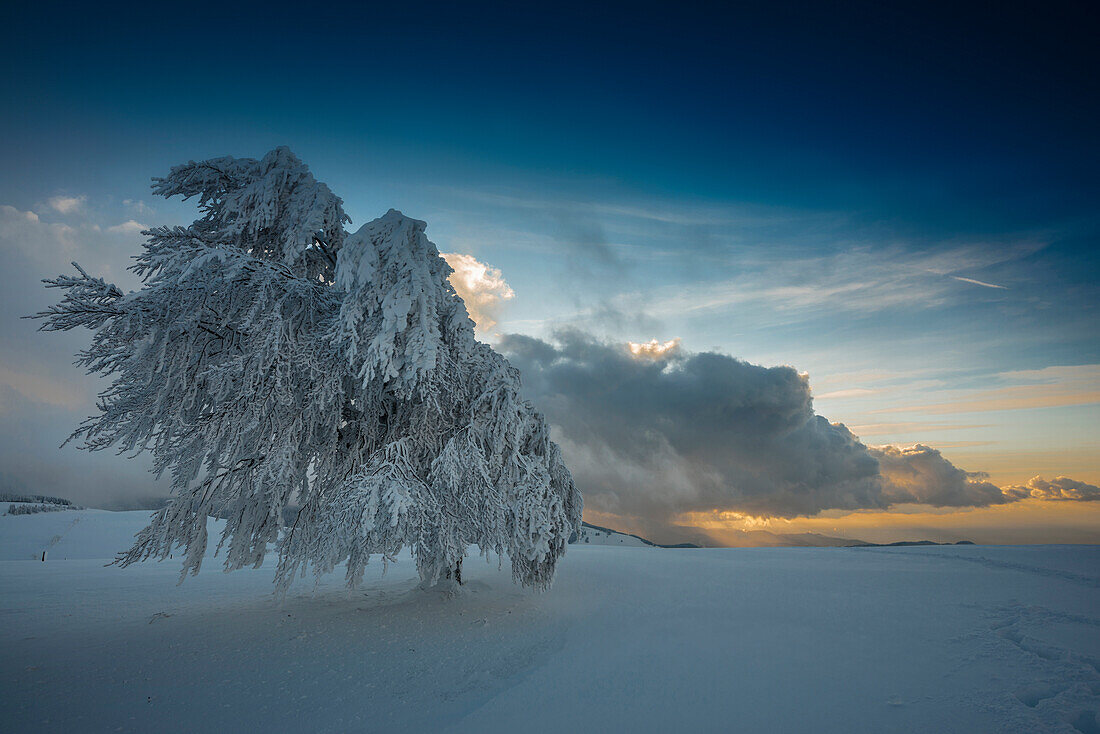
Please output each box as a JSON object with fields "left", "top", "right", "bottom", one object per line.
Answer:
{"left": 2, "top": 509, "right": 1098, "bottom": 733}
{"left": 572, "top": 522, "right": 656, "bottom": 547}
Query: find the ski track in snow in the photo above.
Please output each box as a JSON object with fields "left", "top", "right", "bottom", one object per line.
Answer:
{"left": 2, "top": 511, "right": 1099, "bottom": 733}
{"left": 972, "top": 602, "right": 1100, "bottom": 733}
{"left": 871, "top": 547, "right": 1100, "bottom": 733}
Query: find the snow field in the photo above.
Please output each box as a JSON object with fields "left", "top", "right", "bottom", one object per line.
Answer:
{"left": 2, "top": 509, "right": 1098, "bottom": 733}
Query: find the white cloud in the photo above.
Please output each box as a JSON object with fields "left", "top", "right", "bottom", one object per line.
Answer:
{"left": 442, "top": 252, "right": 515, "bottom": 332}
{"left": 627, "top": 338, "right": 681, "bottom": 360}
{"left": 106, "top": 220, "right": 146, "bottom": 235}
{"left": 46, "top": 195, "right": 86, "bottom": 215}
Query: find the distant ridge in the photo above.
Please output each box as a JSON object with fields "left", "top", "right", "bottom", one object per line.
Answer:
{"left": 847, "top": 540, "right": 976, "bottom": 547}
{"left": 572, "top": 521, "right": 978, "bottom": 549}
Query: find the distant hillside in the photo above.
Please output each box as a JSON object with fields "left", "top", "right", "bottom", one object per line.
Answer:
{"left": 846, "top": 540, "right": 976, "bottom": 547}
{"left": 571, "top": 522, "right": 874, "bottom": 549}
{"left": 570, "top": 522, "right": 700, "bottom": 548}
{"left": 694, "top": 528, "right": 869, "bottom": 548}
{"left": 765, "top": 531, "right": 867, "bottom": 548}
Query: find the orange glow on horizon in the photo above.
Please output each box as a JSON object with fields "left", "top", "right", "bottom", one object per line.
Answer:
{"left": 584, "top": 501, "right": 1100, "bottom": 547}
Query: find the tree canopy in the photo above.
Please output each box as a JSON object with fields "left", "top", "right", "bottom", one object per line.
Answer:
{"left": 36, "top": 147, "right": 582, "bottom": 591}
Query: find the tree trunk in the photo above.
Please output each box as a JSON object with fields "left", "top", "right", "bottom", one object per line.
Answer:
{"left": 444, "top": 558, "right": 463, "bottom": 585}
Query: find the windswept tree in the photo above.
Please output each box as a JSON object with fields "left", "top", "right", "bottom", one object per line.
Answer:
{"left": 35, "top": 147, "right": 581, "bottom": 591}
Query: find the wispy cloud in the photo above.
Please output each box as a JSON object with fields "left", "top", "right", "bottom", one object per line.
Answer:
{"left": 626, "top": 240, "right": 1034, "bottom": 323}
{"left": 951, "top": 275, "right": 1007, "bottom": 289}
{"left": 814, "top": 388, "right": 877, "bottom": 399}
{"left": 106, "top": 220, "right": 146, "bottom": 235}
{"left": 122, "top": 199, "right": 153, "bottom": 216}
{"left": 881, "top": 364, "right": 1100, "bottom": 415}
{"left": 847, "top": 422, "right": 990, "bottom": 436}
{"left": 433, "top": 185, "right": 780, "bottom": 228}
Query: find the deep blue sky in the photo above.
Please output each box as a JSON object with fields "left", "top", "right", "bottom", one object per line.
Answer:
{"left": 3, "top": 1, "right": 1098, "bottom": 230}
{"left": 1, "top": 0, "right": 1098, "bottom": 513}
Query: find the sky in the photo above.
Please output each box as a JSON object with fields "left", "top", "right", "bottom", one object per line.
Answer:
{"left": 1, "top": 1, "right": 1098, "bottom": 544}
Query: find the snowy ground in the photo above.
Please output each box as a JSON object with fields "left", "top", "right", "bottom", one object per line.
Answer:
{"left": 2, "top": 510, "right": 1098, "bottom": 733}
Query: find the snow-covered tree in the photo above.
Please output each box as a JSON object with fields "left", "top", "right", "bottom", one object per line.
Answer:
{"left": 34, "top": 147, "right": 581, "bottom": 591}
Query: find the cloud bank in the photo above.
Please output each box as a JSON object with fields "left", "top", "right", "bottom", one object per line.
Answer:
{"left": 500, "top": 331, "right": 1097, "bottom": 539}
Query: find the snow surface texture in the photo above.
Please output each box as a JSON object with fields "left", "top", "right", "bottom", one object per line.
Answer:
{"left": 33, "top": 148, "right": 581, "bottom": 591}
{"left": 3, "top": 509, "right": 1098, "bottom": 733}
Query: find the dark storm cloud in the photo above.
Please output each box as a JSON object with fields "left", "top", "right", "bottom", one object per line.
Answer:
{"left": 501, "top": 331, "right": 1034, "bottom": 523}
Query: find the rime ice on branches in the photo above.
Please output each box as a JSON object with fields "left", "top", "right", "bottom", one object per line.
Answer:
{"left": 34, "top": 147, "right": 582, "bottom": 591}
